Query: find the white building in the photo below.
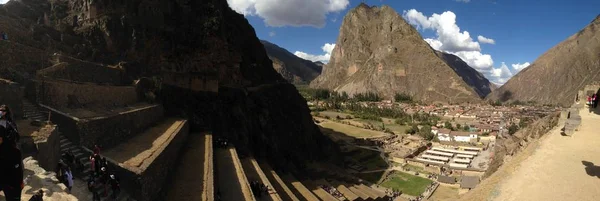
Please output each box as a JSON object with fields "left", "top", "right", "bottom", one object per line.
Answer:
{"left": 437, "top": 129, "right": 452, "bottom": 141}
{"left": 450, "top": 131, "right": 478, "bottom": 142}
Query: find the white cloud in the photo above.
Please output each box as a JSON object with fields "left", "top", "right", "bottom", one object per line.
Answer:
{"left": 227, "top": 0, "right": 349, "bottom": 27}
{"left": 403, "top": 9, "right": 519, "bottom": 84}
{"left": 477, "top": 35, "right": 495, "bottom": 44}
{"left": 456, "top": 0, "right": 471, "bottom": 2}
{"left": 511, "top": 62, "right": 530, "bottom": 72}
{"left": 294, "top": 43, "right": 335, "bottom": 63}
{"left": 269, "top": 31, "right": 276, "bottom": 37}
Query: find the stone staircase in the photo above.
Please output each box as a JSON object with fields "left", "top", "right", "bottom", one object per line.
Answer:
{"left": 22, "top": 99, "right": 48, "bottom": 122}
{"left": 59, "top": 135, "right": 133, "bottom": 201}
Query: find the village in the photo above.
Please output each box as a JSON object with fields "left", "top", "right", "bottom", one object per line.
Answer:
{"left": 306, "top": 93, "right": 560, "bottom": 200}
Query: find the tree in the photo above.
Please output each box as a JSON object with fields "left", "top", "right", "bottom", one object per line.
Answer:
{"left": 463, "top": 125, "right": 470, "bottom": 131}
{"left": 444, "top": 121, "right": 452, "bottom": 129}
{"left": 508, "top": 123, "right": 519, "bottom": 135}
{"left": 519, "top": 117, "right": 530, "bottom": 128}
{"left": 456, "top": 124, "right": 462, "bottom": 130}
{"left": 482, "top": 132, "right": 490, "bottom": 136}
{"left": 394, "top": 93, "right": 413, "bottom": 103}
{"left": 419, "top": 125, "right": 434, "bottom": 141}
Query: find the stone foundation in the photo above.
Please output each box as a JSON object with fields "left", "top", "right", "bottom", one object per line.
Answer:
{"left": 36, "top": 55, "right": 127, "bottom": 85}
{"left": 41, "top": 104, "right": 164, "bottom": 149}
{"left": 81, "top": 120, "right": 189, "bottom": 201}
{"left": 33, "top": 79, "right": 139, "bottom": 108}
{"left": 30, "top": 125, "right": 61, "bottom": 171}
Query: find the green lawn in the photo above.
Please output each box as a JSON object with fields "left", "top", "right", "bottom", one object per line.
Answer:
{"left": 381, "top": 171, "right": 433, "bottom": 196}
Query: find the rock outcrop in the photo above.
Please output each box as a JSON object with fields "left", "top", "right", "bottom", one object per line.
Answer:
{"left": 0, "top": 0, "right": 339, "bottom": 171}
{"left": 261, "top": 40, "right": 322, "bottom": 84}
{"left": 310, "top": 3, "right": 483, "bottom": 103}
{"left": 486, "top": 15, "right": 600, "bottom": 106}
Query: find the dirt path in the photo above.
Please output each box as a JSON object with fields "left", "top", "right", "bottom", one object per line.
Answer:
{"left": 464, "top": 109, "right": 600, "bottom": 201}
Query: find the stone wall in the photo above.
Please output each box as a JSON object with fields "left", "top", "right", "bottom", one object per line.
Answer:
{"left": 30, "top": 125, "right": 61, "bottom": 171}
{"left": 483, "top": 112, "right": 560, "bottom": 178}
{"left": 137, "top": 120, "right": 189, "bottom": 201}
{"left": 33, "top": 79, "right": 138, "bottom": 108}
{"left": 77, "top": 104, "right": 164, "bottom": 149}
{"left": 40, "top": 104, "right": 163, "bottom": 149}
{"left": 0, "top": 78, "right": 24, "bottom": 119}
{"left": 36, "top": 56, "right": 127, "bottom": 85}
{"left": 80, "top": 120, "right": 189, "bottom": 201}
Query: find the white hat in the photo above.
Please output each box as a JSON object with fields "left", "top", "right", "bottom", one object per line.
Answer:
{"left": 110, "top": 175, "right": 115, "bottom": 179}
{"left": 101, "top": 167, "right": 106, "bottom": 171}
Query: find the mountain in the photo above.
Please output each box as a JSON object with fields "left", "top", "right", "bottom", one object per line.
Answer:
{"left": 314, "top": 61, "right": 325, "bottom": 68}
{"left": 435, "top": 51, "right": 495, "bottom": 97}
{"left": 261, "top": 40, "right": 322, "bottom": 84}
{"left": 310, "top": 4, "right": 482, "bottom": 103}
{"left": 0, "top": 0, "right": 338, "bottom": 169}
{"left": 486, "top": 15, "right": 600, "bottom": 106}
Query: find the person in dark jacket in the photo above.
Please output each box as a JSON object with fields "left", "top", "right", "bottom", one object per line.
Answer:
{"left": 0, "top": 105, "right": 19, "bottom": 147}
{"left": 0, "top": 132, "right": 24, "bottom": 201}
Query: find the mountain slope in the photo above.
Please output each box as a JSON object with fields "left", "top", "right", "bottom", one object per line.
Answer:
{"left": 261, "top": 40, "right": 322, "bottom": 84}
{"left": 310, "top": 3, "right": 482, "bottom": 103}
{"left": 0, "top": 0, "right": 339, "bottom": 170}
{"left": 486, "top": 15, "right": 600, "bottom": 106}
{"left": 435, "top": 51, "right": 494, "bottom": 98}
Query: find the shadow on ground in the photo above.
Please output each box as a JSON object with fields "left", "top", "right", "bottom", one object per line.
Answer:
{"left": 582, "top": 161, "right": 600, "bottom": 178}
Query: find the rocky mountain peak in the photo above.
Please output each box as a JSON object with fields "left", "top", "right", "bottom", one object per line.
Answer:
{"left": 310, "top": 3, "right": 484, "bottom": 103}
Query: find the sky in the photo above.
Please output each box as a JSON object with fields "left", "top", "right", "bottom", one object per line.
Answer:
{"left": 227, "top": 0, "right": 600, "bottom": 85}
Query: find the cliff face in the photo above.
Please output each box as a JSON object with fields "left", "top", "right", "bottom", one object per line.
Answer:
{"left": 487, "top": 15, "right": 600, "bottom": 106}
{"left": 310, "top": 4, "right": 482, "bottom": 103}
{"left": 261, "top": 40, "right": 322, "bottom": 84}
{"left": 0, "top": 0, "right": 338, "bottom": 168}
{"left": 435, "top": 51, "right": 494, "bottom": 98}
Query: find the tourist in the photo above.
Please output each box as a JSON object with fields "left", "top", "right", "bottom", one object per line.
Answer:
{"left": 587, "top": 95, "right": 592, "bottom": 106}
{"left": 0, "top": 105, "right": 19, "bottom": 147}
{"left": 94, "top": 154, "right": 102, "bottom": 176}
{"left": 65, "top": 167, "right": 74, "bottom": 193}
{"left": 594, "top": 94, "right": 599, "bottom": 108}
{"left": 28, "top": 189, "right": 44, "bottom": 201}
{"left": 100, "top": 167, "right": 109, "bottom": 197}
{"left": 0, "top": 123, "right": 24, "bottom": 201}
{"left": 89, "top": 154, "right": 97, "bottom": 176}
{"left": 109, "top": 174, "right": 120, "bottom": 199}
{"left": 94, "top": 144, "right": 101, "bottom": 155}
{"left": 592, "top": 94, "right": 597, "bottom": 108}
{"left": 87, "top": 174, "right": 101, "bottom": 201}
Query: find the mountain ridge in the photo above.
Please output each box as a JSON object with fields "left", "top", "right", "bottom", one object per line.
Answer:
{"left": 260, "top": 40, "right": 322, "bottom": 84}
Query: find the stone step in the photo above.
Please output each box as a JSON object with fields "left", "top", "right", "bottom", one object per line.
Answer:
{"left": 215, "top": 147, "right": 256, "bottom": 201}
{"left": 346, "top": 185, "right": 371, "bottom": 201}
{"left": 281, "top": 174, "right": 319, "bottom": 201}
{"left": 328, "top": 180, "right": 360, "bottom": 201}
{"left": 301, "top": 180, "right": 339, "bottom": 201}
{"left": 241, "top": 157, "right": 282, "bottom": 201}
{"left": 258, "top": 162, "right": 300, "bottom": 201}
{"left": 355, "top": 184, "right": 381, "bottom": 199}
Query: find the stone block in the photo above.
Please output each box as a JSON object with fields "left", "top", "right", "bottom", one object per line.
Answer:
{"left": 36, "top": 56, "right": 127, "bottom": 85}
{"left": 33, "top": 79, "right": 139, "bottom": 108}
{"left": 31, "top": 125, "right": 60, "bottom": 171}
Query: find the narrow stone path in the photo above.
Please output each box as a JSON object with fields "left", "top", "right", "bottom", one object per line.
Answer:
{"left": 486, "top": 108, "right": 600, "bottom": 201}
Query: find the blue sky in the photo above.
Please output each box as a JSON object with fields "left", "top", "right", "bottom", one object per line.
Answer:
{"left": 227, "top": 0, "right": 600, "bottom": 84}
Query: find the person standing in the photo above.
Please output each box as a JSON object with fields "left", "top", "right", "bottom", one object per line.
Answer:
{"left": 587, "top": 95, "right": 591, "bottom": 106}
{"left": 65, "top": 167, "right": 74, "bottom": 193}
{"left": 0, "top": 105, "right": 19, "bottom": 147}
{"left": 0, "top": 131, "right": 24, "bottom": 201}
{"left": 87, "top": 175, "right": 101, "bottom": 201}
{"left": 109, "top": 174, "right": 120, "bottom": 199}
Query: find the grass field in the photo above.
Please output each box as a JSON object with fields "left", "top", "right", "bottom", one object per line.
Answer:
{"left": 319, "top": 111, "right": 353, "bottom": 119}
{"left": 381, "top": 171, "right": 433, "bottom": 196}
{"left": 319, "top": 120, "right": 389, "bottom": 138}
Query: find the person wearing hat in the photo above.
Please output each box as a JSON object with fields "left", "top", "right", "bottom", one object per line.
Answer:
{"left": 0, "top": 124, "right": 24, "bottom": 201}
{"left": 109, "top": 174, "right": 120, "bottom": 199}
